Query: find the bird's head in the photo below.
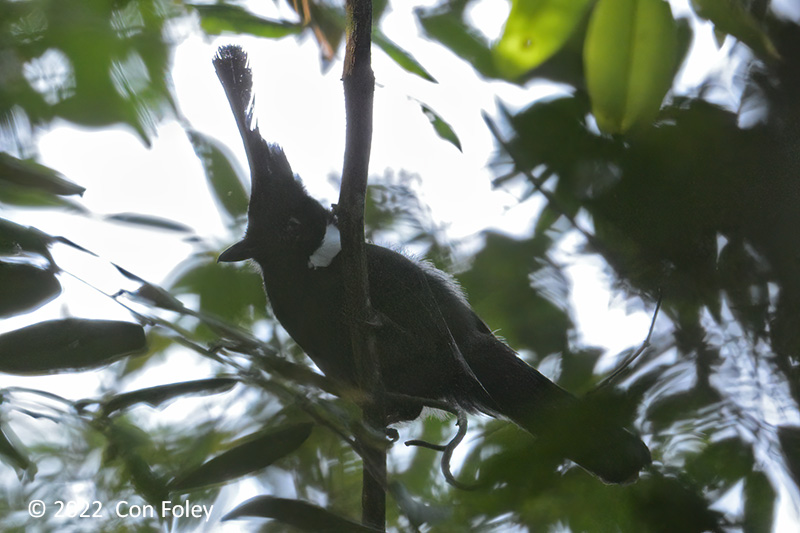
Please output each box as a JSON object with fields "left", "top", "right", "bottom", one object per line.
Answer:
{"left": 213, "top": 45, "right": 337, "bottom": 268}
{"left": 217, "top": 141, "right": 334, "bottom": 266}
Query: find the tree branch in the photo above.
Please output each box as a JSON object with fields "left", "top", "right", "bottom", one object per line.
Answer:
{"left": 338, "top": 0, "right": 384, "bottom": 529}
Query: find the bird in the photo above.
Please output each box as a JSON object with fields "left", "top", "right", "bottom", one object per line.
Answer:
{"left": 213, "top": 44, "right": 651, "bottom": 485}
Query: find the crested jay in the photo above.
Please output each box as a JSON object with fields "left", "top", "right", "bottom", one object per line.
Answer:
{"left": 213, "top": 45, "right": 651, "bottom": 484}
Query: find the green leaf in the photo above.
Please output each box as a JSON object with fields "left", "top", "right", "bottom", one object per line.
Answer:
{"left": 416, "top": 3, "right": 501, "bottom": 79}
{"left": 170, "top": 423, "right": 313, "bottom": 491}
{"left": 690, "top": 0, "right": 779, "bottom": 60}
{"left": 584, "top": 0, "right": 678, "bottom": 133}
{"left": 534, "top": 204, "right": 563, "bottom": 235}
{"left": 456, "top": 232, "right": 571, "bottom": 354}
{"left": 648, "top": 387, "right": 721, "bottom": 430}
{"left": 632, "top": 475, "right": 723, "bottom": 532}
{"left": 101, "top": 378, "right": 239, "bottom": 414}
{"left": 685, "top": 438, "right": 755, "bottom": 487}
{"left": 171, "top": 258, "right": 267, "bottom": 324}
{"left": 374, "top": 30, "right": 436, "bottom": 82}
{"left": 191, "top": 4, "right": 303, "bottom": 38}
{"left": 104, "top": 419, "right": 169, "bottom": 507}
{"left": 53, "top": 235, "right": 98, "bottom": 256}
{"left": 187, "top": 130, "right": 250, "bottom": 220}
{"left": 778, "top": 425, "right": 800, "bottom": 489}
{"left": 0, "top": 153, "right": 85, "bottom": 196}
{"left": 306, "top": 0, "right": 346, "bottom": 65}
{"left": 0, "top": 218, "right": 55, "bottom": 264}
{"left": 222, "top": 495, "right": 381, "bottom": 532}
{"left": 419, "top": 103, "right": 462, "bottom": 151}
{"left": 0, "top": 262, "right": 61, "bottom": 318}
{"left": 104, "top": 212, "right": 194, "bottom": 233}
{"left": 113, "top": 263, "right": 188, "bottom": 313}
{"left": 2, "top": 0, "right": 176, "bottom": 148}
{"left": 743, "top": 470, "right": 775, "bottom": 533}
{"left": 0, "top": 422, "right": 36, "bottom": 478}
{"left": 0, "top": 182, "right": 87, "bottom": 211}
{"left": 0, "top": 319, "right": 146, "bottom": 375}
{"left": 493, "top": 0, "right": 594, "bottom": 79}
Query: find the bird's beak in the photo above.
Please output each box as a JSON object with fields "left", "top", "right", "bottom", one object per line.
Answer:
{"left": 218, "top": 239, "right": 254, "bottom": 263}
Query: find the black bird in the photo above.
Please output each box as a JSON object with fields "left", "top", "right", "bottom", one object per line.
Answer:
{"left": 213, "top": 45, "right": 651, "bottom": 484}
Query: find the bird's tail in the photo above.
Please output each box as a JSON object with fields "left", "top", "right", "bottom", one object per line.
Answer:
{"left": 467, "top": 339, "right": 651, "bottom": 484}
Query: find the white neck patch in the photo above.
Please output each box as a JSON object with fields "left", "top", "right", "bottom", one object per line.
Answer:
{"left": 308, "top": 223, "right": 342, "bottom": 268}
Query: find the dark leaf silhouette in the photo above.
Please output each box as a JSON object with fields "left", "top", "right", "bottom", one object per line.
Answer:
{"left": 0, "top": 423, "right": 34, "bottom": 476}
{"left": 0, "top": 319, "right": 146, "bottom": 375}
{"left": 419, "top": 103, "right": 462, "bottom": 151}
{"left": 744, "top": 471, "right": 775, "bottom": 533}
{"left": 188, "top": 130, "right": 249, "bottom": 220}
{"left": 113, "top": 263, "right": 189, "bottom": 313}
{"left": 373, "top": 30, "right": 436, "bottom": 82}
{"left": 222, "top": 495, "right": 381, "bottom": 532}
{"left": 779, "top": 426, "right": 800, "bottom": 489}
{"left": 0, "top": 262, "right": 61, "bottom": 318}
{"left": 191, "top": 3, "right": 302, "bottom": 38}
{"left": 0, "top": 153, "right": 85, "bottom": 196}
{"left": 105, "top": 213, "right": 194, "bottom": 233}
{"left": 0, "top": 218, "right": 55, "bottom": 266}
{"left": 170, "top": 423, "right": 313, "bottom": 491}
{"left": 101, "top": 378, "right": 239, "bottom": 414}
{"left": 416, "top": 2, "right": 501, "bottom": 79}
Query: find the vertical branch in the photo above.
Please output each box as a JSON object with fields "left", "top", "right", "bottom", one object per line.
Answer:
{"left": 338, "top": 0, "right": 385, "bottom": 530}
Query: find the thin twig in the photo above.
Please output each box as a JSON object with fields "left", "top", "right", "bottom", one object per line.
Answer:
{"left": 595, "top": 292, "right": 663, "bottom": 390}
{"left": 2, "top": 387, "right": 74, "bottom": 405}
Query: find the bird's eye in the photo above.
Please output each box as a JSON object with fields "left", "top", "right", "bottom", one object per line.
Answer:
{"left": 285, "top": 216, "right": 302, "bottom": 238}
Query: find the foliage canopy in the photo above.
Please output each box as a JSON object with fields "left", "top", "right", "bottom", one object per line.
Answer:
{"left": 1, "top": 0, "right": 799, "bottom": 531}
